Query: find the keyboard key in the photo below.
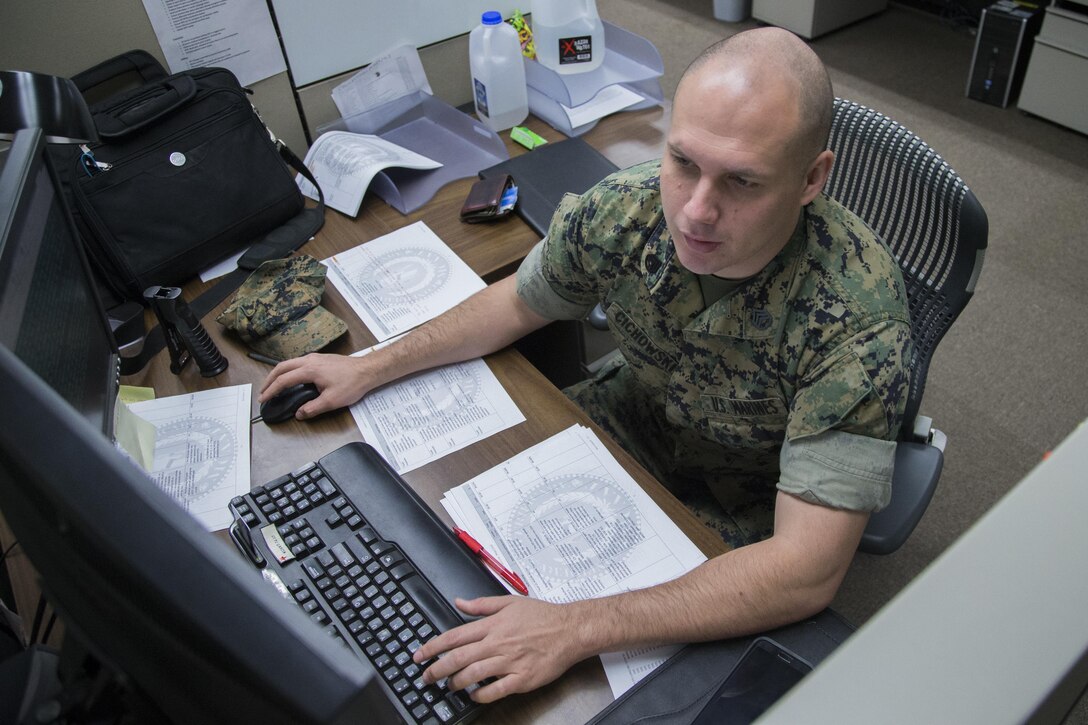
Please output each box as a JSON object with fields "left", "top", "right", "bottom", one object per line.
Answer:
{"left": 381, "top": 550, "right": 406, "bottom": 568}
{"left": 446, "top": 691, "right": 470, "bottom": 713}
{"left": 330, "top": 542, "right": 355, "bottom": 568}
{"left": 390, "top": 562, "right": 415, "bottom": 581}
{"left": 313, "top": 474, "right": 335, "bottom": 496}
{"left": 433, "top": 700, "right": 455, "bottom": 722}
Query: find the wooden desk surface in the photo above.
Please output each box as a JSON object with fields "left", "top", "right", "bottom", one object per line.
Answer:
{"left": 7, "top": 106, "right": 727, "bottom": 725}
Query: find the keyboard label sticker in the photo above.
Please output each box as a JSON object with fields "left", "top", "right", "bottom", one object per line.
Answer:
{"left": 261, "top": 524, "right": 294, "bottom": 564}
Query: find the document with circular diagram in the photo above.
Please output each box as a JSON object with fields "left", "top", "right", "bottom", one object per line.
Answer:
{"left": 323, "top": 221, "right": 487, "bottom": 341}
{"left": 126, "top": 385, "right": 252, "bottom": 532}
{"left": 440, "top": 424, "right": 707, "bottom": 697}
{"left": 347, "top": 341, "right": 525, "bottom": 474}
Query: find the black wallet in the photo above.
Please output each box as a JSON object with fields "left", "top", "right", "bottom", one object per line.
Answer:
{"left": 460, "top": 173, "right": 515, "bottom": 223}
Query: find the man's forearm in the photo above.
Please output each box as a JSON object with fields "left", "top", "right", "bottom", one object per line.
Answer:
{"left": 569, "top": 496, "right": 868, "bottom": 658}
{"left": 356, "top": 275, "right": 550, "bottom": 390}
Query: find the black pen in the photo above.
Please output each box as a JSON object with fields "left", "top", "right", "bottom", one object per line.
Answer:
{"left": 248, "top": 352, "right": 282, "bottom": 366}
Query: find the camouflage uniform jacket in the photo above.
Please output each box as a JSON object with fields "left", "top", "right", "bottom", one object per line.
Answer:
{"left": 517, "top": 160, "right": 913, "bottom": 513}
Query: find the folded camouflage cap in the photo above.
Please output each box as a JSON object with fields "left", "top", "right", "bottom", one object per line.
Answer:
{"left": 216, "top": 255, "right": 347, "bottom": 360}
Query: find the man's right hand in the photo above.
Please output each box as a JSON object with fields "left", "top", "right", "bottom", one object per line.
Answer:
{"left": 258, "top": 353, "right": 371, "bottom": 420}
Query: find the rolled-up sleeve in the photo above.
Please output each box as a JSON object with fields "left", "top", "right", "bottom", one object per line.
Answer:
{"left": 777, "top": 429, "right": 895, "bottom": 511}
{"left": 514, "top": 239, "right": 595, "bottom": 320}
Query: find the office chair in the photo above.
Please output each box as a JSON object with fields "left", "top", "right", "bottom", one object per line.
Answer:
{"left": 825, "top": 98, "right": 987, "bottom": 553}
{"left": 585, "top": 98, "right": 988, "bottom": 554}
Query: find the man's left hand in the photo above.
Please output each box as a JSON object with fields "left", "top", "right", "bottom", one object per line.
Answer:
{"left": 412, "top": 596, "right": 588, "bottom": 703}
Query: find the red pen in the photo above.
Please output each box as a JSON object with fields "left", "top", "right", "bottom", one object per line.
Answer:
{"left": 453, "top": 527, "right": 529, "bottom": 596}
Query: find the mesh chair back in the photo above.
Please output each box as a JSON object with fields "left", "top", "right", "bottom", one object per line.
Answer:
{"left": 824, "top": 99, "right": 988, "bottom": 434}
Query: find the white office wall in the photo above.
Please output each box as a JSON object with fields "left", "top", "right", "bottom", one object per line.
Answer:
{"left": 269, "top": 0, "right": 524, "bottom": 85}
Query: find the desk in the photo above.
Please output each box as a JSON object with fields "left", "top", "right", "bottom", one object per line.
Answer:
{"left": 108, "top": 108, "right": 726, "bottom": 724}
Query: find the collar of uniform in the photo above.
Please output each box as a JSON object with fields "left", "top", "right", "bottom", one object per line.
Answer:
{"left": 688, "top": 208, "right": 808, "bottom": 340}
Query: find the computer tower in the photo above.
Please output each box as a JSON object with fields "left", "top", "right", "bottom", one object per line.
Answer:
{"left": 966, "top": 1, "right": 1044, "bottom": 107}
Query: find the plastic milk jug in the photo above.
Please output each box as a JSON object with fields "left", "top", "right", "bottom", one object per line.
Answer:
{"left": 469, "top": 11, "right": 529, "bottom": 132}
{"left": 532, "top": 0, "right": 606, "bottom": 75}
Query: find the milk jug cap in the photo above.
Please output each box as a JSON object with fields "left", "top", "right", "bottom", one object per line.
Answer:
{"left": 481, "top": 11, "right": 503, "bottom": 24}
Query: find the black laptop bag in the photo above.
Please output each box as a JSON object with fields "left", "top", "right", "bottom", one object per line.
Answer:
{"left": 51, "top": 50, "right": 323, "bottom": 309}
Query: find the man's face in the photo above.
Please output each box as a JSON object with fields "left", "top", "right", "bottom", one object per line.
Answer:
{"left": 660, "top": 66, "right": 817, "bottom": 279}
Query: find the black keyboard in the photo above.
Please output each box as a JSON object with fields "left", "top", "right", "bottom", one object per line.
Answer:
{"left": 228, "top": 442, "right": 505, "bottom": 725}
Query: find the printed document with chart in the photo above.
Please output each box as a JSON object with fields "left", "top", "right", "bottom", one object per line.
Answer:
{"left": 347, "top": 339, "right": 525, "bottom": 474}
{"left": 441, "top": 425, "right": 708, "bottom": 697}
{"left": 298, "top": 131, "right": 441, "bottom": 217}
{"left": 324, "top": 221, "right": 487, "bottom": 341}
{"left": 127, "top": 385, "right": 252, "bottom": 532}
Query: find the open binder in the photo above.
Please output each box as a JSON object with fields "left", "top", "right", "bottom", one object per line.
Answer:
{"left": 317, "top": 91, "right": 509, "bottom": 214}
{"left": 525, "top": 21, "right": 665, "bottom": 137}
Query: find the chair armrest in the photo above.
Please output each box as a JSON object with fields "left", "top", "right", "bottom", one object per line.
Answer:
{"left": 859, "top": 441, "right": 944, "bottom": 555}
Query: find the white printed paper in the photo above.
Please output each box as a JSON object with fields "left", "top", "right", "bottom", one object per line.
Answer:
{"left": 441, "top": 425, "right": 707, "bottom": 696}
{"left": 348, "top": 345, "right": 525, "bottom": 474}
{"left": 128, "top": 385, "right": 252, "bottom": 531}
{"left": 331, "top": 44, "right": 433, "bottom": 119}
{"left": 298, "top": 132, "right": 441, "bottom": 217}
{"left": 560, "top": 84, "right": 644, "bottom": 129}
{"left": 140, "top": 0, "right": 287, "bottom": 87}
{"left": 324, "top": 221, "right": 486, "bottom": 341}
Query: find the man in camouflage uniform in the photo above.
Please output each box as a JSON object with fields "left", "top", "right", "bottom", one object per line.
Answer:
{"left": 520, "top": 162, "right": 911, "bottom": 549}
{"left": 261, "top": 27, "right": 912, "bottom": 703}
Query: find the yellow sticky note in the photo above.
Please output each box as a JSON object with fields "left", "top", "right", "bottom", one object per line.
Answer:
{"left": 113, "top": 398, "right": 157, "bottom": 471}
{"left": 118, "top": 385, "right": 156, "bottom": 405}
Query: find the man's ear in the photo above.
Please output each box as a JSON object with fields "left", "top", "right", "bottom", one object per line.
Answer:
{"left": 800, "top": 150, "right": 835, "bottom": 205}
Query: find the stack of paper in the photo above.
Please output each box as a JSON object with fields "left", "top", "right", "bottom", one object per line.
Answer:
{"left": 441, "top": 424, "right": 707, "bottom": 697}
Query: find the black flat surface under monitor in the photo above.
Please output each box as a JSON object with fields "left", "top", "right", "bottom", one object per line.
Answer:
{"left": 0, "top": 129, "right": 119, "bottom": 436}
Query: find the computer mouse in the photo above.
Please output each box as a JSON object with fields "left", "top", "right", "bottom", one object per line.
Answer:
{"left": 259, "top": 383, "right": 320, "bottom": 424}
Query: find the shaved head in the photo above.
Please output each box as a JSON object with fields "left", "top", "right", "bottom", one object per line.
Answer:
{"left": 679, "top": 28, "right": 834, "bottom": 168}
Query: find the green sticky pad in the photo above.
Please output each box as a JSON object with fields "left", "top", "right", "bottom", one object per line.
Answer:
{"left": 510, "top": 126, "right": 548, "bottom": 150}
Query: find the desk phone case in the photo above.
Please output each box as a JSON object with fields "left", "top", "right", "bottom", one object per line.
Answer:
{"left": 587, "top": 610, "right": 854, "bottom": 725}
{"left": 460, "top": 173, "right": 513, "bottom": 222}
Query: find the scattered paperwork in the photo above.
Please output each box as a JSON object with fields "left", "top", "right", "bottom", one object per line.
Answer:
{"left": 348, "top": 340, "right": 525, "bottom": 474}
{"left": 324, "top": 221, "right": 486, "bottom": 341}
{"left": 128, "top": 385, "right": 252, "bottom": 531}
{"left": 140, "top": 0, "right": 287, "bottom": 87}
{"left": 441, "top": 424, "right": 707, "bottom": 697}
{"left": 331, "top": 44, "right": 433, "bottom": 119}
{"left": 297, "top": 132, "right": 441, "bottom": 217}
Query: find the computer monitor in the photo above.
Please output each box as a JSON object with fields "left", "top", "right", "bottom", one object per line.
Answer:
{"left": 0, "top": 129, "right": 119, "bottom": 437}
{"left": 0, "top": 128, "right": 399, "bottom": 723}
